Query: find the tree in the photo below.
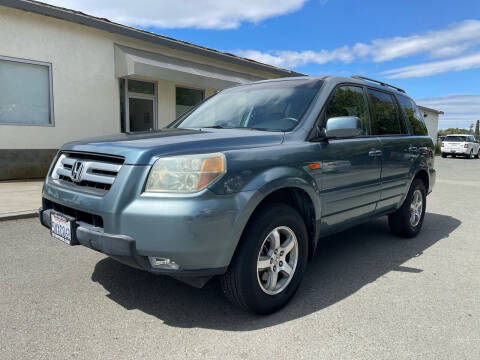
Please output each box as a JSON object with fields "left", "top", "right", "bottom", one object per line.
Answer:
{"left": 475, "top": 120, "right": 480, "bottom": 139}
{"left": 469, "top": 122, "right": 474, "bottom": 134}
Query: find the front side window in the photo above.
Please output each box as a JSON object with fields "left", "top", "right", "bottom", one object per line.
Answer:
{"left": 176, "top": 87, "right": 204, "bottom": 118}
{"left": 172, "top": 80, "right": 323, "bottom": 132}
{"left": 398, "top": 95, "right": 428, "bottom": 136}
{"left": 323, "top": 85, "right": 370, "bottom": 136}
{"left": 0, "top": 56, "right": 53, "bottom": 125}
{"left": 368, "top": 89, "right": 404, "bottom": 135}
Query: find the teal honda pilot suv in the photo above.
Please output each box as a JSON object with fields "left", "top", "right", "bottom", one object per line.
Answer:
{"left": 40, "top": 75, "right": 435, "bottom": 314}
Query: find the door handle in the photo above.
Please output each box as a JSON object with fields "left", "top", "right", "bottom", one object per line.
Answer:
{"left": 369, "top": 149, "right": 382, "bottom": 157}
{"left": 407, "top": 146, "right": 418, "bottom": 153}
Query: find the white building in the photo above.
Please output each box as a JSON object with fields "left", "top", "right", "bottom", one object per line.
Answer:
{"left": 0, "top": 0, "right": 300, "bottom": 180}
{"left": 417, "top": 105, "right": 444, "bottom": 144}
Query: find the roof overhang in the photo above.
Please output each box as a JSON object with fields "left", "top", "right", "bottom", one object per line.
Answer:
{"left": 418, "top": 105, "right": 444, "bottom": 115}
{"left": 1, "top": 0, "right": 305, "bottom": 78}
{"left": 115, "top": 45, "right": 263, "bottom": 89}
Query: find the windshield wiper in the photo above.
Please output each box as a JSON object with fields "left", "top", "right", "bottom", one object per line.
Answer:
{"left": 201, "top": 125, "right": 230, "bottom": 129}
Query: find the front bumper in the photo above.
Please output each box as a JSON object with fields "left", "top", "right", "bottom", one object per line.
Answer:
{"left": 41, "top": 166, "right": 261, "bottom": 283}
{"left": 39, "top": 207, "right": 228, "bottom": 287}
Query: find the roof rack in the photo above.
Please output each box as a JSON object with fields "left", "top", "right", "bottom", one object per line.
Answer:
{"left": 350, "top": 75, "right": 406, "bottom": 93}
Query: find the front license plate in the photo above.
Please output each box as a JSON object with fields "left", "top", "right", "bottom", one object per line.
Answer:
{"left": 51, "top": 212, "right": 73, "bottom": 245}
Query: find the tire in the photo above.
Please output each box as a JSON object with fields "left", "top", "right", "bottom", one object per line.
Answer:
{"left": 388, "top": 178, "right": 426, "bottom": 238}
{"left": 477, "top": 150, "right": 480, "bottom": 159}
{"left": 441, "top": 153, "right": 446, "bottom": 158}
{"left": 220, "top": 203, "right": 308, "bottom": 314}
{"left": 469, "top": 150, "right": 474, "bottom": 159}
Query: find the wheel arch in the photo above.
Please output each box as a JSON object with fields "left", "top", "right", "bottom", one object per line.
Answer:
{"left": 237, "top": 184, "right": 320, "bottom": 261}
{"left": 414, "top": 168, "right": 429, "bottom": 193}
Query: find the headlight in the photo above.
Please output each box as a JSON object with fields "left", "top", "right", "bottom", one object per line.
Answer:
{"left": 145, "top": 153, "right": 226, "bottom": 193}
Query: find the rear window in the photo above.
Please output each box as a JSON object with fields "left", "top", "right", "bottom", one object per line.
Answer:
{"left": 398, "top": 95, "right": 428, "bottom": 136}
{"left": 444, "top": 136, "right": 468, "bottom": 142}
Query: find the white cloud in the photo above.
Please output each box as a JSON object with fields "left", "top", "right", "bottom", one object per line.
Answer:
{"left": 365, "top": 20, "right": 480, "bottom": 62}
{"left": 381, "top": 52, "right": 480, "bottom": 79}
{"left": 235, "top": 46, "right": 354, "bottom": 68}
{"left": 417, "top": 95, "right": 480, "bottom": 129}
{"left": 234, "top": 19, "right": 480, "bottom": 76}
{"left": 42, "top": 0, "right": 308, "bottom": 29}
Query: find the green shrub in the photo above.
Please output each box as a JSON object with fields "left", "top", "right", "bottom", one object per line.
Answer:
{"left": 434, "top": 144, "right": 442, "bottom": 155}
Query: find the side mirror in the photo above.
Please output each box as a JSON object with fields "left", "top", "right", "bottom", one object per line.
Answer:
{"left": 325, "top": 116, "right": 362, "bottom": 138}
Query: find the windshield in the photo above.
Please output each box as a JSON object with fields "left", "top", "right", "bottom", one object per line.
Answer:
{"left": 445, "top": 136, "right": 468, "bottom": 142}
{"left": 171, "top": 79, "right": 323, "bottom": 132}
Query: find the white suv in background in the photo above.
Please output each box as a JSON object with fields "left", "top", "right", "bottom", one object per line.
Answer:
{"left": 441, "top": 134, "right": 480, "bottom": 159}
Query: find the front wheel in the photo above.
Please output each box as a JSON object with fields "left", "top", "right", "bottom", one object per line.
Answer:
{"left": 388, "top": 179, "right": 426, "bottom": 238}
{"left": 221, "top": 204, "right": 308, "bottom": 314}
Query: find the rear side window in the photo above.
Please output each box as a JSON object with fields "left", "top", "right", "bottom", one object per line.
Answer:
{"left": 367, "top": 89, "right": 405, "bottom": 135}
{"left": 324, "top": 85, "right": 370, "bottom": 135}
{"left": 398, "top": 95, "right": 428, "bottom": 136}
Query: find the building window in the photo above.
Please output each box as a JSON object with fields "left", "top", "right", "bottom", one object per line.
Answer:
{"left": 120, "top": 79, "right": 157, "bottom": 132}
{"left": 0, "top": 56, "right": 53, "bottom": 126}
{"left": 176, "top": 87, "right": 204, "bottom": 118}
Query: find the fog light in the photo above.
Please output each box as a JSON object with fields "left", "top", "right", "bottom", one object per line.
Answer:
{"left": 148, "top": 256, "right": 180, "bottom": 270}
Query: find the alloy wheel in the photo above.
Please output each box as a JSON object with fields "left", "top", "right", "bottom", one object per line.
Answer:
{"left": 409, "top": 189, "right": 423, "bottom": 227}
{"left": 256, "top": 226, "right": 298, "bottom": 295}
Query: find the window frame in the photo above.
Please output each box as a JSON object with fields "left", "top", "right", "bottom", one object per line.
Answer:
{"left": 121, "top": 78, "right": 157, "bottom": 132}
{"left": 0, "top": 54, "right": 54, "bottom": 127}
{"left": 175, "top": 85, "right": 205, "bottom": 119}
{"left": 311, "top": 82, "right": 374, "bottom": 140}
{"left": 365, "top": 86, "right": 409, "bottom": 137}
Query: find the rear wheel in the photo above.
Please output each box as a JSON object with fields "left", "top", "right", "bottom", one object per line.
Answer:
{"left": 469, "top": 150, "right": 474, "bottom": 159}
{"left": 441, "top": 153, "right": 447, "bottom": 158}
{"left": 221, "top": 203, "right": 308, "bottom": 314}
{"left": 477, "top": 150, "right": 480, "bottom": 159}
{"left": 388, "top": 179, "right": 426, "bottom": 238}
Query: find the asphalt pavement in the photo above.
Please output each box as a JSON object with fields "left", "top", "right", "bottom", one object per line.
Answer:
{"left": 1, "top": 156, "right": 479, "bottom": 359}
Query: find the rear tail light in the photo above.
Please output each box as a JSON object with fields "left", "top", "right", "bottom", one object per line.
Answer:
{"left": 441, "top": 142, "right": 444, "bottom": 147}
{"left": 464, "top": 143, "right": 468, "bottom": 148}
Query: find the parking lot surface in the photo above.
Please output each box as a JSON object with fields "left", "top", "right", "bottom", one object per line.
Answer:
{"left": 1, "top": 157, "right": 479, "bottom": 359}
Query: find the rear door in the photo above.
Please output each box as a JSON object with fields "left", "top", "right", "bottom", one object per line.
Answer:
{"left": 316, "top": 85, "right": 382, "bottom": 231}
{"left": 367, "top": 89, "right": 412, "bottom": 212}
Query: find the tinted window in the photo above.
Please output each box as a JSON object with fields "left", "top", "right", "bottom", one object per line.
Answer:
{"left": 398, "top": 95, "right": 428, "bottom": 135}
{"left": 324, "top": 85, "right": 370, "bottom": 136}
{"left": 368, "top": 89, "right": 404, "bottom": 135}
{"left": 176, "top": 87, "right": 204, "bottom": 118}
{"left": 444, "top": 136, "right": 468, "bottom": 142}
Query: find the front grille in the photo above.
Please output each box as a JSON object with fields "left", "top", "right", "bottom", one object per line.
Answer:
{"left": 51, "top": 152, "right": 124, "bottom": 193}
{"left": 43, "top": 198, "right": 103, "bottom": 228}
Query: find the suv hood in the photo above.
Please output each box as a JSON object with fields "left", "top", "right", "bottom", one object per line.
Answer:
{"left": 61, "top": 128, "right": 284, "bottom": 164}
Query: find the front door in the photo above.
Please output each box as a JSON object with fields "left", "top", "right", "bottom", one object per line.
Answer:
{"left": 121, "top": 79, "right": 157, "bottom": 132}
{"left": 316, "top": 85, "right": 382, "bottom": 232}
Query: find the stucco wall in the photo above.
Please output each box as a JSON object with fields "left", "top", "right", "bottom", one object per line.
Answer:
{"left": 0, "top": 5, "right": 279, "bottom": 151}
{"left": 419, "top": 107, "right": 440, "bottom": 143}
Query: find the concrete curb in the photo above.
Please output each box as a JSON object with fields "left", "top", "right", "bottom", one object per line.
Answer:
{"left": 0, "top": 211, "right": 39, "bottom": 222}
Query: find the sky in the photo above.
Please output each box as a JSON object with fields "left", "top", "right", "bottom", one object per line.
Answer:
{"left": 44, "top": 0, "right": 480, "bottom": 129}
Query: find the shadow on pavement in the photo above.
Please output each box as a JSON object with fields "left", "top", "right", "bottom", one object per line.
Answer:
{"left": 91, "top": 212, "right": 460, "bottom": 330}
